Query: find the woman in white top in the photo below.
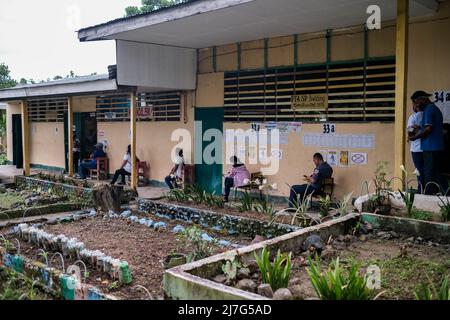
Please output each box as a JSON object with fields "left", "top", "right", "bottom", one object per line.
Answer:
{"left": 110, "top": 145, "right": 138, "bottom": 185}
{"left": 407, "top": 102, "right": 424, "bottom": 192}
{"left": 165, "top": 148, "right": 184, "bottom": 189}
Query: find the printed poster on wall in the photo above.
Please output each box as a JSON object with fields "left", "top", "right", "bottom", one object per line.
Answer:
{"left": 432, "top": 90, "right": 450, "bottom": 123}
{"left": 350, "top": 152, "right": 368, "bottom": 165}
{"left": 339, "top": 151, "right": 349, "bottom": 166}
{"left": 327, "top": 150, "right": 338, "bottom": 166}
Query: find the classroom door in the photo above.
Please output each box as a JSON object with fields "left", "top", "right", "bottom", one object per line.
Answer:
{"left": 64, "top": 112, "right": 97, "bottom": 171}
{"left": 12, "top": 114, "right": 23, "bottom": 169}
{"left": 195, "top": 108, "right": 224, "bottom": 194}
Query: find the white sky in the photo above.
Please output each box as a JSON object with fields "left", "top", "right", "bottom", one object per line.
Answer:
{"left": 0, "top": 0, "right": 141, "bottom": 81}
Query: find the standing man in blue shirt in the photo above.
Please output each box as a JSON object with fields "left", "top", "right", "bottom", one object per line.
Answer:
{"left": 409, "top": 91, "right": 445, "bottom": 194}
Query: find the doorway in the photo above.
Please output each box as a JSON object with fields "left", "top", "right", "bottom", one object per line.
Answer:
{"left": 194, "top": 107, "right": 224, "bottom": 194}
{"left": 64, "top": 112, "right": 97, "bottom": 172}
{"left": 12, "top": 114, "right": 23, "bottom": 169}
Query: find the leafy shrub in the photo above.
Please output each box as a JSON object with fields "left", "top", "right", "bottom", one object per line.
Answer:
{"left": 254, "top": 247, "right": 292, "bottom": 291}
{"left": 399, "top": 187, "right": 416, "bottom": 217}
{"left": 410, "top": 208, "right": 432, "bottom": 221}
{"left": 438, "top": 196, "right": 450, "bottom": 222}
{"left": 415, "top": 276, "right": 449, "bottom": 300}
{"left": 318, "top": 195, "right": 332, "bottom": 217}
{"left": 178, "top": 226, "right": 214, "bottom": 262}
{"left": 238, "top": 191, "right": 256, "bottom": 212}
{"left": 307, "top": 256, "right": 376, "bottom": 300}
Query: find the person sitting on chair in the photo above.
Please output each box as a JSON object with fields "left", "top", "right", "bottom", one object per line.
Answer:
{"left": 78, "top": 143, "right": 106, "bottom": 179}
{"left": 110, "top": 145, "right": 139, "bottom": 185}
{"left": 223, "top": 156, "right": 251, "bottom": 202}
{"left": 289, "top": 153, "right": 333, "bottom": 208}
{"left": 165, "top": 148, "right": 184, "bottom": 189}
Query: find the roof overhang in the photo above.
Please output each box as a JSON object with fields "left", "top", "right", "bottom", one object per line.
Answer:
{"left": 78, "top": 0, "right": 439, "bottom": 48}
{"left": 0, "top": 76, "right": 123, "bottom": 102}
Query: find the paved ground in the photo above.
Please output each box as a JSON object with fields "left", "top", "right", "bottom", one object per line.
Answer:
{"left": 137, "top": 186, "right": 168, "bottom": 199}
{"left": 0, "top": 165, "right": 55, "bottom": 184}
{"left": 0, "top": 211, "right": 78, "bottom": 228}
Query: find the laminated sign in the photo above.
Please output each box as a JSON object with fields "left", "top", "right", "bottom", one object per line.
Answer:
{"left": 291, "top": 94, "right": 328, "bottom": 110}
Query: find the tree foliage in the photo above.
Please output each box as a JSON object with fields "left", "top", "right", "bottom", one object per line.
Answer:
{"left": 125, "top": 0, "right": 187, "bottom": 17}
{"left": 0, "top": 63, "right": 17, "bottom": 89}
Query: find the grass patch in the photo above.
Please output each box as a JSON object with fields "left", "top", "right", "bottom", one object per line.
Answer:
{"left": 363, "top": 256, "right": 450, "bottom": 299}
{"left": 0, "top": 193, "right": 25, "bottom": 210}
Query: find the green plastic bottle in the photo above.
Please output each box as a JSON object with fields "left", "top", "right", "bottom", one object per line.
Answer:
{"left": 119, "top": 261, "right": 133, "bottom": 284}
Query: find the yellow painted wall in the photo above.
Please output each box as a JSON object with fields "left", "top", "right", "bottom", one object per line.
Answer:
{"left": 196, "top": 73, "right": 224, "bottom": 107}
{"left": 223, "top": 122, "right": 394, "bottom": 200}
{"left": 73, "top": 96, "right": 96, "bottom": 112}
{"left": 97, "top": 92, "right": 195, "bottom": 182}
{"left": 194, "top": 2, "right": 450, "bottom": 199}
{"left": 29, "top": 122, "right": 65, "bottom": 168}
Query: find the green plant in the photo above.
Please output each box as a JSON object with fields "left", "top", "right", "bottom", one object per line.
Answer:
{"left": 371, "top": 161, "right": 392, "bottom": 206}
{"left": 238, "top": 191, "right": 256, "bottom": 212}
{"left": 438, "top": 195, "right": 450, "bottom": 222}
{"left": 318, "top": 195, "right": 332, "bottom": 217}
{"left": 273, "top": 184, "right": 318, "bottom": 227}
{"left": 414, "top": 276, "right": 449, "bottom": 300}
{"left": 254, "top": 247, "right": 292, "bottom": 291}
{"left": 306, "top": 256, "right": 376, "bottom": 300}
{"left": 254, "top": 200, "right": 276, "bottom": 220}
{"left": 187, "top": 184, "right": 208, "bottom": 204}
{"left": 410, "top": 208, "right": 432, "bottom": 221}
{"left": 166, "top": 188, "right": 190, "bottom": 202}
{"left": 399, "top": 187, "right": 416, "bottom": 217}
{"left": 204, "top": 192, "right": 225, "bottom": 208}
{"left": 178, "top": 226, "right": 214, "bottom": 262}
{"left": 108, "top": 281, "right": 120, "bottom": 291}
{"left": 334, "top": 192, "right": 353, "bottom": 216}
{"left": 221, "top": 251, "right": 242, "bottom": 283}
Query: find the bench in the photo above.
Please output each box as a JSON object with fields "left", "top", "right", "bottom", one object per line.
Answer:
{"left": 89, "top": 157, "right": 109, "bottom": 180}
{"left": 233, "top": 171, "right": 265, "bottom": 201}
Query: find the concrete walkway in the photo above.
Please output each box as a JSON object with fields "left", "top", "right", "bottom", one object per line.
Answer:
{"left": 137, "top": 186, "right": 168, "bottom": 199}
{"left": 0, "top": 211, "right": 80, "bottom": 228}
{"left": 0, "top": 165, "right": 54, "bottom": 185}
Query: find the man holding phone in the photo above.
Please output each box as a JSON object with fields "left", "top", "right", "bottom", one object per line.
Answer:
{"left": 288, "top": 153, "right": 333, "bottom": 207}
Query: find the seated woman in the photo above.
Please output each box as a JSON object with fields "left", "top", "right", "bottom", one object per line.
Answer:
{"left": 165, "top": 148, "right": 184, "bottom": 189}
{"left": 223, "top": 156, "right": 250, "bottom": 202}
{"left": 110, "top": 145, "right": 138, "bottom": 185}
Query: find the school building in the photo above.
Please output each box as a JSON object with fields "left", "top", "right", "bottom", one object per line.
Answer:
{"left": 1, "top": 0, "right": 449, "bottom": 200}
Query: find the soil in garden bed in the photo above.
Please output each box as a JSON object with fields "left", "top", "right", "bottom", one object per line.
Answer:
{"left": 389, "top": 207, "right": 450, "bottom": 225}
{"left": 4, "top": 213, "right": 252, "bottom": 300}
{"left": 212, "top": 232, "right": 450, "bottom": 300}
{"left": 158, "top": 198, "right": 322, "bottom": 226}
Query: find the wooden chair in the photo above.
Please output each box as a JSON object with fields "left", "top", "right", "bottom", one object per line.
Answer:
{"left": 312, "top": 177, "right": 335, "bottom": 198}
{"left": 136, "top": 161, "right": 150, "bottom": 184}
{"left": 89, "top": 157, "right": 109, "bottom": 180}
{"left": 178, "top": 164, "right": 195, "bottom": 189}
{"left": 233, "top": 171, "right": 265, "bottom": 201}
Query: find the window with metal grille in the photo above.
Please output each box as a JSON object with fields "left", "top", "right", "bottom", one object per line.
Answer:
{"left": 96, "top": 92, "right": 182, "bottom": 122}
{"left": 27, "top": 98, "right": 68, "bottom": 122}
{"left": 224, "top": 57, "right": 395, "bottom": 122}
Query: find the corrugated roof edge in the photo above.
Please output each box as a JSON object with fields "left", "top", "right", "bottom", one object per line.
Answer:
{"left": 1, "top": 74, "right": 110, "bottom": 91}
{"left": 77, "top": 0, "right": 201, "bottom": 33}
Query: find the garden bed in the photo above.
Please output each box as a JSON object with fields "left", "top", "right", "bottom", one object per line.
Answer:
{"left": 0, "top": 186, "right": 84, "bottom": 221}
{"left": 163, "top": 213, "right": 450, "bottom": 300}
{"left": 15, "top": 175, "right": 136, "bottom": 205}
{"left": 1, "top": 209, "right": 253, "bottom": 300}
{"left": 138, "top": 198, "right": 300, "bottom": 239}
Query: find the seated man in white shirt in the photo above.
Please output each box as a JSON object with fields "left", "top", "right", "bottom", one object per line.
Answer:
{"left": 165, "top": 148, "right": 184, "bottom": 189}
